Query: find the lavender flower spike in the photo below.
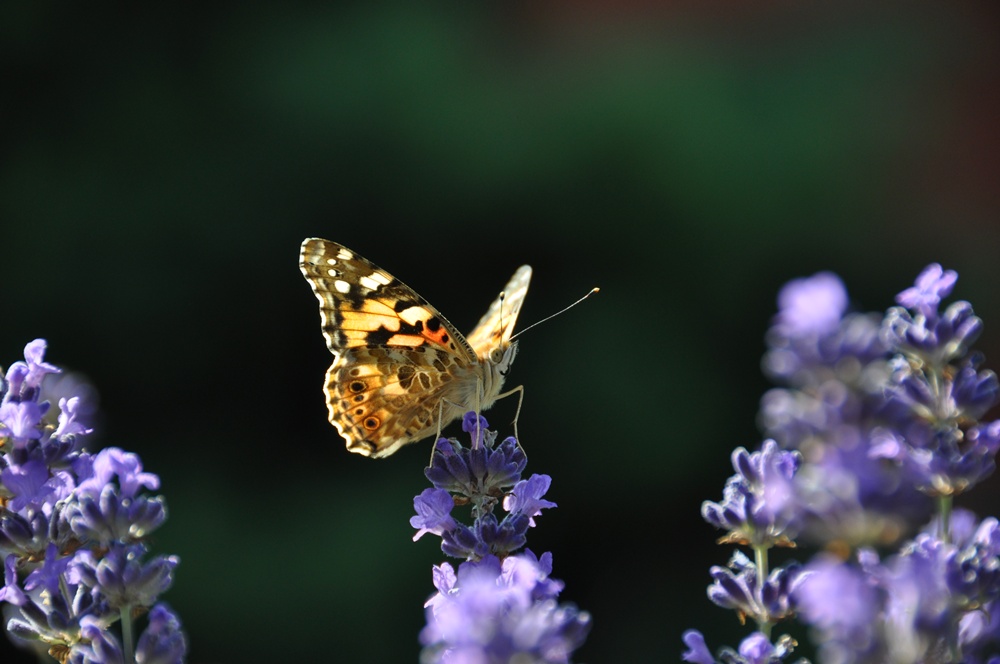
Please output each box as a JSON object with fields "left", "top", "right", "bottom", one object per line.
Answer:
{"left": 414, "top": 413, "right": 548, "bottom": 560}
{"left": 701, "top": 440, "right": 801, "bottom": 548}
{"left": 0, "top": 339, "right": 186, "bottom": 663}
{"left": 421, "top": 554, "right": 590, "bottom": 664}
{"left": 415, "top": 414, "right": 590, "bottom": 662}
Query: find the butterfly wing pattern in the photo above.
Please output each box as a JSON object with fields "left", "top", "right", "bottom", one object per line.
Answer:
{"left": 299, "top": 238, "right": 531, "bottom": 458}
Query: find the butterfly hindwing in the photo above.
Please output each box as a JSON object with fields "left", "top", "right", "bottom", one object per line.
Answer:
{"left": 323, "top": 344, "right": 474, "bottom": 458}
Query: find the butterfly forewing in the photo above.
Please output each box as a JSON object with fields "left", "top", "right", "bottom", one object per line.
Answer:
{"left": 465, "top": 265, "right": 532, "bottom": 359}
{"left": 299, "top": 238, "right": 531, "bottom": 458}
{"left": 299, "top": 239, "right": 475, "bottom": 359}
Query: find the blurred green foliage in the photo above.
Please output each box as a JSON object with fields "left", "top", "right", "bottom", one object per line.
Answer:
{"left": 2, "top": 2, "right": 999, "bottom": 662}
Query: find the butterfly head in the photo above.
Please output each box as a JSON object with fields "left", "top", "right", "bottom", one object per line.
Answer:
{"left": 489, "top": 341, "right": 518, "bottom": 376}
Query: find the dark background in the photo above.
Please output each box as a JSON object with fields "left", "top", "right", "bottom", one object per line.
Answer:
{"left": 3, "top": 2, "right": 999, "bottom": 662}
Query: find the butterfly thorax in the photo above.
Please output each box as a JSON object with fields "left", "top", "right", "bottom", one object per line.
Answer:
{"left": 470, "top": 340, "right": 519, "bottom": 411}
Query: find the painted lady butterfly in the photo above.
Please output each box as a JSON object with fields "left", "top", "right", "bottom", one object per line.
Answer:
{"left": 299, "top": 238, "right": 531, "bottom": 458}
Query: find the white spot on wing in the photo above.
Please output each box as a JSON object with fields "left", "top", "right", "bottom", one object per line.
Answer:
{"left": 360, "top": 273, "right": 391, "bottom": 290}
{"left": 334, "top": 280, "right": 350, "bottom": 294}
{"left": 399, "top": 306, "right": 428, "bottom": 325}
{"left": 358, "top": 272, "right": 392, "bottom": 291}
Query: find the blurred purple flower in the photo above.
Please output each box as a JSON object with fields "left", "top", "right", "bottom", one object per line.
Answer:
{"left": 775, "top": 271, "right": 848, "bottom": 337}
{"left": 682, "top": 630, "right": 802, "bottom": 664}
{"left": 895, "top": 263, "right": 957, "bottom": 316}
{"left": 135, "top": 604, "right": 187, "bottom": 664}
{"left": 420, "top": 554, "right": 590, "bottom": 664}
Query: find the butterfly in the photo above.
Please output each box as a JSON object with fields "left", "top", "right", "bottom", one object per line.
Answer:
{"left": 299, "top": 238, "right": 531, "bottom": 458}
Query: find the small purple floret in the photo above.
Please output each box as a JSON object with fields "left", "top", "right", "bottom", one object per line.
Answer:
{"left": 681, "top": 629, "right": 715, "bottom": 664}
{"left": 411, "top": 488, "right": 457, "bottom": 542}
{"left": 896, "top": 263, "right": 958, "bottom": 316}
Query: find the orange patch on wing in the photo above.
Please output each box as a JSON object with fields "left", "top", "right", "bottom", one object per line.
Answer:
{"left": 422, "top": 327, "right": 450, "bottom": 345}
{"left": 340, "top": 307, "right": 402, "bottom": 332}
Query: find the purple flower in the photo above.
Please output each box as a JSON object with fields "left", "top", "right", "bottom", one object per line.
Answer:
{"left": 880, "top": 280, "right": 1000, "bottom": 496}
{"left": 794, "top": 555, "right": 882, "bottom": 662}
{"left": 738, "top": 632, "right": 776, "bottom": 664}
{"left": 883, "top": 301, "right": 982, "bottom": 364}
{"left": 0, "top": 339, "right": 97, "bottom": 468}
{"left": 706, "top": 551, "right": 802, "bottom": 626}
{"left": 411, "top": 488, "right": 457, "bottom": 541}
{"left": 895, "top": 263, "right": 958, "bottom": 316}
{"left": 794, "top": 520, "right": 1000, "bottom": 662}
{"left": 3, "top": 340, "right": 62, "bottom": 405}
{"left": 959, "top": 598, "right": 1000, "bottom": 664}
{"left": 74, "top": 544, "right": 179, "bottom": 610}
{"left": 0, "top": 507, "right": 57, "bottom": 558}
{"left": 763, "top": 271, "right": 885, "bottom": 386}
{"left": 701, "top": 441, "right": 801, "bottom": 547}
{"left": 463, "top": 411, "right": 490, "bottom": 449}
{"left": 760, "top": 271, "right": 939, "bottom": 547}
{"left": 775, "top": 271, "right": 848, "bottom": 337}
{"left": 66, "top": 483, "right": 168, "bottom": 545}
{"left": 413, "top": 414, "right": 553, "bottom": 560}
{"left": 23, "top": 542, "right": 73, "bottom": 595}
{"left": 952, "top": 366, "right": 1000, "bottom": 421}
{"left": 681, "top": 630, "right": 801, "bottom": 664}
{"left": 76, "top": 448, "right": 160, "bottom": 500}
{"left": 55, "top": 396, "right": 94, "bottom": 440}
{"left": 424, "top": 424, "right": 526, "bottom": 501}
{"left": 420, "top": 554, "right": 590, "bottom": 664}
{"left": 75, "top": 614, "right": 126, "bottom": 664}
{"left": 682, "top": 630, "right": 715, "bottom": 664}
{"left": 0, "top": 400, "right": 44, "bottom": 442}
{"left": 503, "top": 474, "right": 557, "bottom": 527}
{"left": 416, "top": 414, "right": 589, "bottom": 660}
{"left": 0, "top": 340, "right": 184, "bottom": 663}
{"left": 1, "top": 460, "right": 72, "bottom": 513}
{"left": 513, "top": 549, "right": 564, "bottom": 601}
{"left": 0, "top": 553, "right": 26, "bottom": 606}
{"left": 135, "top": 604, "right": 188, "bottom": 664}
{"left": 22, "top": 339, "right": 61, "bottom": 386}
{"left": 696, "top": 265, "right": 1000, "bottom": 664}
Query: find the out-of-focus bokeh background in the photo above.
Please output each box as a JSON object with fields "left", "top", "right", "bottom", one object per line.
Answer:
{"left": 3, "top": 2, "right": 999, "bottom": 662}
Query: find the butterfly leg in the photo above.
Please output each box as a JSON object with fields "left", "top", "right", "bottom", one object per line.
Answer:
{"left": 428, "top": 397, "right": 467, "bottom": 466}
{"left": 475, "top": 379, "right": 483, "bottom": 448}
{"left": 435, "top": 399, "right": 444, "bottom": 440}
{"left": 429, "top": 399, "right": 449, "bottom": 466}
{"left": 494, "top": 384, "right": 525, "bottom": 448}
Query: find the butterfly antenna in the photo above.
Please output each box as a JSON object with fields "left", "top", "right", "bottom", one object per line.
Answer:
{"left": 497, "top": 290, "right": 508, "bottom": 347}
{"left": 510, "top": 287, "right": 600, "bottom": 341}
